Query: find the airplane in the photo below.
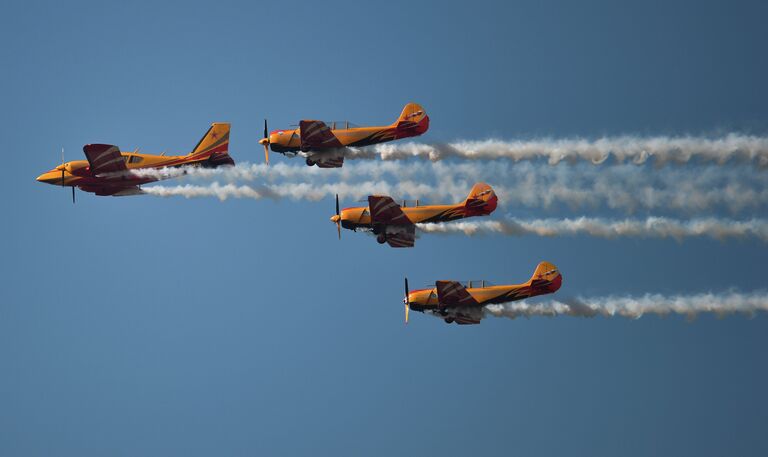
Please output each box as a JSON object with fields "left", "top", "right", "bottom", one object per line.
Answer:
{"left": 330, "top": 183, "right": 497, "bottom": 248}
{"left": 258, "top": 102, "right": 429, "bottom": 168}
{"left": 403, "top": 261, "right": 563, "bottom": 325}
{"left": 36, "top": 123, "right": 234, "bottom": 201}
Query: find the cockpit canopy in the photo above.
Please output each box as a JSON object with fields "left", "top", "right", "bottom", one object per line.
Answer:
{"left": 466, "top": 280, "right": 494, "bottom": 288}
{"left": 123, "top": 154, "right": 144, "bottom": 164}
{"left": 398, "top": 199, "right": 423, "bottom": 208}
{"left": 323, "top": 121, "right": 359, "bottom": 130}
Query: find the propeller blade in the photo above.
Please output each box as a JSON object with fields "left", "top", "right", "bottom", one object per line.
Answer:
{"left": 263, "top": 119, "right": 270, "bottom": 165}
{"left": 404, "top": 277, "right": 410, "bottom": 325}
{"left": 335, "top": 194, "right": 341, "bottom": 240}
{"left": 60, "top": 147, "right": 66, "bottom": 186}
{"left": 405, "top": 303, "right": 410, "bottom": 325}
{"left": 72, "top": 186, "right": 75, "bottom": 204}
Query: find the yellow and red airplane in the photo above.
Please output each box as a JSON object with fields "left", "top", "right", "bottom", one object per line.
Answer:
{"left": 36, "top": 123, "right": 234, "bottom": 201}
{"left": 330, "top": 182, "right": 497, "bottom": 247}
{"left": 258, "top": 102, "right": 429, "bottom": 168}
{"left": 403, "top": 261, "right": 563, "bottom": 325}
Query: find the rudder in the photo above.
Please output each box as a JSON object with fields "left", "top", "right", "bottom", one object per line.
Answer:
{"left": 394, "top": 103, "right": 429, "bottom": 137}
{"left": 190, "top": 122, "right": 233, "bottom": 166}
{"left": 464, "top": 182, "right": 498, "bottom": 215}
{"left": 529, "top": 261, "right": 562, "bottom": 293}
{"left": 190, "top": 123, "right": 231, "bottom": 156}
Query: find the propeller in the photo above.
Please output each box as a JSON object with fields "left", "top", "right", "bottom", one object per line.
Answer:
{"left": 404, "top": 277, "right": 410, "bottom": 325}
{"left": 61, "top": 148, "right": 75, "bottom": 204}
{"left": 259, "top": 119, "right": 270, "bottom": 165}
{"left": 60, "top": 148, "right": 65, "bottom": 186}
{"left": 335, "top": 194, "right": 341, "bottom": 240}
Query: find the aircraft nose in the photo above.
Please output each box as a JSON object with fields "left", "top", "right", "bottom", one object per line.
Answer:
{"left": 330, "top": 214, "right": 340, "bottom": 223}
{"left": 36, "top": 170, "right": 61, "bottom": 185}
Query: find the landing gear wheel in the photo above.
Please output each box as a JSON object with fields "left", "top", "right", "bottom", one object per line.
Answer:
{"left": 306, "top": 158, "right": 315, "bottom": 166}
{"left": 444, "top": 318, "right": 455, "bottom": 324}
{"left": 376, "top": 234, "right": 387, "bottom": 244}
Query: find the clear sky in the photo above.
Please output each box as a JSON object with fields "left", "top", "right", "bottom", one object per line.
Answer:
{"left": 2, "top": 0, "right": 768, "bottom": 455}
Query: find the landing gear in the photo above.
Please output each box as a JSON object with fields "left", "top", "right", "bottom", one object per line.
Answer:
{"left": 444, "top": 318, "right": 455, "bottom": 324}
{"left": 305, "top": 158, "right": 315, "bottom": 166}
{"left": 376, "top": 233, "right": 387, "bottom": 244}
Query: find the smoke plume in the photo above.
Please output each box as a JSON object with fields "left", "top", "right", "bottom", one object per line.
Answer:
{"left": 140, "top": 161, "right": 768, "bottom": 215}
{"left": 417, "top": 217, "right": 768, "bottom": 241}
{"left": 482, "top": 292, "right": 768, "bottom": 320}
{"left": 348, "top": 134, "right": 768, "bottom": 166}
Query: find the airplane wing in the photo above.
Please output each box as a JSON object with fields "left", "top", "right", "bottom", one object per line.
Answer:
{"left": 368, "top": 196, "right": 411, "bottom": 225}
{"left": 436, "top": 281, "right": 481, "bottom": 308}
{"left": 454, "top": 313, "right": 481, "bottom": 325}
{"left": 78, "top": 185, "right": 144, "bottom": 196}
{"left": 83, "top": 144, "right": 128, "bottom": 176}
{"left": 368, "top": 196, "right": 415, "bottom": 247}
{"left": 300, "top": 120, "right": 344, "bottom": 149}
{"left": 313, "top": 154, "right": 344, "bottom": 168}
{"left": 385, "top": 225, "right": 416, "bottom": 248}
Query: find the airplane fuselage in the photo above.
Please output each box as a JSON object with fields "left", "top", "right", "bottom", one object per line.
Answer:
{"left": 407, "top": 277, "right": 563, "bottom": 313}
{"left": 36, "top": 152, "right": 232, "bottom": 195}
{"left": 335, "top": 202, "right": 496, "bottom": 232}
{"left": 267, "top": 120, "right": 428, "bottom": 154}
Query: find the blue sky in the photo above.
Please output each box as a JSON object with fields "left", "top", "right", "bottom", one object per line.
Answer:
{"left": 2, "top": 0, "right": 768, "bottom": 455}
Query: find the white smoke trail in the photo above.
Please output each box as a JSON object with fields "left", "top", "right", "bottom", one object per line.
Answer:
{"left": 132, "top": 161, "right": 430, "bottom": 183}
{"left": 482, "top": 292, "right": 768, "bottom": 320}
{"left": 417, "top": 217, "right": 768, "bottom": 241}
{"left": 350, "top": 134, "right": 768, "bottom": 166}
{"left": 143, "top": 180, "right": 768, "bottom": 241}
{"left": 139, "top": 161, "right": 768, "bottom": 214}
{"left": 421, "top": 161, "right": 768, "bottom": 214}
{"left": 132, "top": 163, "right": 321, "bottom": 182}
{"left": 142, "top": 181, "right": 436, "bottom": 202}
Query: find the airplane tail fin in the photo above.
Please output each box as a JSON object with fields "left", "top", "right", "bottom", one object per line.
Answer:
{"left": 528, "top": 261, "right": 562, "bottom": 294}
{"left": 394, "top": 102, "right": 429, "bottom": 138}
{"left": 189, "top": 123, "right": 234, "bottom": 166}
{"left": 464, "top": 182, "right": 498, "bottom": 215}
